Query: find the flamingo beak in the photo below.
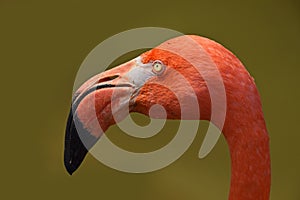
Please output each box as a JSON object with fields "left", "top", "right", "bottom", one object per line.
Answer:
{"left": 64, "top": 57, "right": 154, "bottom": 175}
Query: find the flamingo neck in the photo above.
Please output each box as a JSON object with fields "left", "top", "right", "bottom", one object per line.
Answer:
{"left": 222, "top": 108, "right": 271, "bottom": 200}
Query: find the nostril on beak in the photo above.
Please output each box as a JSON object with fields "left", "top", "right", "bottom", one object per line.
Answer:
{"left": 97, "top": 75, "right": 119, "bottom": 84}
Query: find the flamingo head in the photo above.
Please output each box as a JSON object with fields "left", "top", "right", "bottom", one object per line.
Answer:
{"left": 64, "top": 35, "right": 231, "bottom": 174}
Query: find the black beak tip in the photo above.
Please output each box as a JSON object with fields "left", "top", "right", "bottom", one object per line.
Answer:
{"left": 64, "top": 107, "right": 98, "bottom": 175}
{"left": 64, "top": 161, "right": 75, "bottom": 175}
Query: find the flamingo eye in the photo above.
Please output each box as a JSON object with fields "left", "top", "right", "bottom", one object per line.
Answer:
{"left": 152, "top": 60, "right": 165, "bottom": 75}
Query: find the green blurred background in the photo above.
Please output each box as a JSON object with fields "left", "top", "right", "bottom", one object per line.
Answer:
{"left": 1, "top": 0, "right": 299, "bottom": 199}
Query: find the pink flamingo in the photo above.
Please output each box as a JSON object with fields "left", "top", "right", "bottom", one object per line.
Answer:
{"left": 64, "top": 35, "right": 271, "bottom": 200}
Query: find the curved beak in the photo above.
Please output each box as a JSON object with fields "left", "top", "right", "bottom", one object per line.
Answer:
{"left": 64, "top": 57, "right": 153, "bottom": 174}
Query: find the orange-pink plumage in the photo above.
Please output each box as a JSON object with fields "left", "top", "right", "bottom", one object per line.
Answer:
{"left": 64, "top": 35, "right": 271, "bottom": 200}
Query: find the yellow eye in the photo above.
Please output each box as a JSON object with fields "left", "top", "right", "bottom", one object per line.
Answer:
{"left": 152, "top": 60, "right": 165, "bottom": 74}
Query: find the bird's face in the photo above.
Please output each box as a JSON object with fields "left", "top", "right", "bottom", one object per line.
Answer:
{"left": 65, "top": 36, "right": 211, "bottom": 174}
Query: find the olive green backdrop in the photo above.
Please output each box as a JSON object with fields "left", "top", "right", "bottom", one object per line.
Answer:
{"left": 1, "top": 0, "right": 299, "bottom": 199}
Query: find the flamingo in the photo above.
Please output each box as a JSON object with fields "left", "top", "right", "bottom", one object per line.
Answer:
{"left": 64, "top": 35, "right": 271, "bottom": 200}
